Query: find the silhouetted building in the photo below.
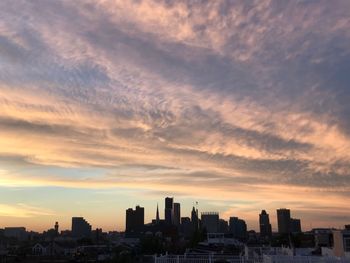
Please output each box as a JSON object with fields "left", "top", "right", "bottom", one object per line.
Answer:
{"left": 201, "top": 212, "right": 219, "bottom": 233}
{"left": 173, "top": 202, "right": 181, "bottom": 226}
{"left": 248, "top": 230, "right": 258, "bottom": 243}
{"left": 191, "top": 206, "right": 199, "bottom": 232}
{"left": 125, "top": 205, "right": 144, "bottom": 233}
{"left": 181, "top": 217, "right": 192, "bottom": 238}
{"left": 219, "top": 219, "right": 228, "bottom": 233}
{"left": 277, "top": 208, "right": 291, "bottom": 234}
{"left": 4, "top": 227, "right": 27, "bottom": 241}
{"left": 54, "top": 222, "right": 59, "bottom": 236}
{"left": 156, "top": 203, "right": 160, "bottom": 224}
{"left": 181, "top": 217, "right": 191, "bottom": 224}
{"left": 290, "top": 218, "right": 302, "bottom": 233}
{"left": 313, "top": 228, "right": 333, "bottom": 247}
{"left": 259, "top": 210, "right": 272, "bottom": 238}
{"left": 165, "top": 197, "right": 174, "bottom": 225}
{"left": 93, "top": 228, "right": 103, "bottom": 243}
{"left": 71, "top": 217, "right": 91, "bottom": 238}
{"left": 229, "top": 217, "right": 247, "bottom": 239}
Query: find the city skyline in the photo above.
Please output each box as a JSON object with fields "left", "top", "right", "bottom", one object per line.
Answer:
{"left": 0, "top": 0, "right": 350, "bottom": 233}
{"left": 1, "top": 195, "right": 345, "bottom": 233}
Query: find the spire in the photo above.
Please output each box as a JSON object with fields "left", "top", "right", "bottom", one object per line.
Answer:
{"left": 191, "top": 206, "right": 198, "bottom": 231}
{"left": 156, "top": 203, "right": 160, "bottom": 223}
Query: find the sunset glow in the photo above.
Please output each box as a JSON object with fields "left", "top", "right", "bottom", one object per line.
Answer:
{"left": 0, "top": 0, "right": 350, "bottom": 232}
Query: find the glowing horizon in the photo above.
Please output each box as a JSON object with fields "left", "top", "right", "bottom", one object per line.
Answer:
{"left": 0, "top": 0, "right": 350, "bottom": 232}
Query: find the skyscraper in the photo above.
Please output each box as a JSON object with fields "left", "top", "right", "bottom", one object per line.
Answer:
{"left": 165, "top": 197, "right": 173, "bottom": 225}
{"left": 71, "top": 217, "right": 92, "bottom": 238}
{"left": 181, "top": 217, "right": 192, "bottom": 238}
{"left": 290, "top": 218, "right": 302, "bottom": 233}
{"left": 54, "top": 221, "right": 59, "bottom": 236}
{"left": 191, "top": 206, "right": 199, "bottom": 232}
{"left": 277, "top": 208, "right": 291, "bottom": 234}
{"left": 259, "top": 210, "right": 272, "bottom": 238}
{"left": 201, "top": 212, "right": 219, "bottom": 233}
{"left": 156, "top": 203, "right": 160, "bottom": 224}
{"left": 229, "top": 217, "right": 247, "bottom": 239}
{"left": 173, "top": 202, "right": 181, "bottom": 226}
{"left": 125, "top": 205, "right": 144, "bottom": 232}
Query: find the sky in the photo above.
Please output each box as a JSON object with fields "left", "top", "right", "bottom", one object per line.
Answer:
{"left": 0, "top": 0, "right": 350, "bottom": 232}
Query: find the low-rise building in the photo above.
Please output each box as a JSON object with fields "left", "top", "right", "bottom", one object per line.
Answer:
{"left": 4, "top": 227, "right": 27, "bottom": 241}
{"left": 332, "top": 229, "right": 350, "bottom": 258}
{"left": 32, "top": 241, "right": 77, "bottom": 256}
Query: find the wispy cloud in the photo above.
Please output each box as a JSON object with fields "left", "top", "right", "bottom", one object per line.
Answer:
{"left": 0, "top": 0, "right": 349, "bottom": 229}
{"left": 0, "top": 203, "right": 54, "bottom": 218}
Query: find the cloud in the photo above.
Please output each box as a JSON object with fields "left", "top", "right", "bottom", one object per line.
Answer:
{"left": 0, "top": 203, "right": 54, "bottom": 218}
{"left": 0, "top": 0, "right": 349, "bottom": 229}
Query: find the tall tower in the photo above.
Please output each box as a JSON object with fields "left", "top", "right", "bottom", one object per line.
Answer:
{"left": 191, "top": 206, "right": 199, "bottom": 231}
{"left": 125, "top": 205, "right": 144, "bottom": 232}
{"left": 54, "top": 221, "right": 59, "bottom": 236}
{"left": 259, "top": 210, "right": 272, "bottom": 238}
{"left": 156, "top": 203, "right": 160, "bottom": 224}
{"left": 165, "top": 197, "right": 173, "bottom": 225}
{"left": 173, "top": 203, "right": 181, "bottom": 226}
{"left": 72, "top": 217, "right": 92, "bottom": 238}
{"left": 277, "top": 208, "right": 291, "bottom": 234}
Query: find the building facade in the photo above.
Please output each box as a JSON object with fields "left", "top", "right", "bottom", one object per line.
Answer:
{"left": 259, "top": 210, "right": 272, "bottom": 238}
{"left": 191, "top": 206, "right": 199, "bottom": 232}
{"left": 277, "top": 208, "right": 291, "bottom": 234}
{"left": 201, "top": 212, "right": 219, "bottom": 233}
{"left": 332, "top": 229, "right": 350, "bottom": 257}
{"left": 71, "top": 217, "right": 91, "bottom": 238}
{"left": 290, "top": 218, "right": 302, "bottom": 233}
{"left": 4, "top": 227, "right": 27, "bottom": 241}
{"left": 165, "top": 197, "right": 174, "bottom": 225}
{"left": 173, "top": 202, "right": 181, "bottom": 226}
{"left": 125, "top": 205, "right": 144, "bottom": 233}
{"left": 229, "top": 217, "right": 247, "bottom": 239}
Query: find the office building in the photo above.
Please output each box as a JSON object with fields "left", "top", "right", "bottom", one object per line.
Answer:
{"left": 259, "top": 210, "right": 272, "bottom": 238}
{"left": 219, "top": 219, "right": 229, "bottom": 233}
{"left": 71, "top": 217, "right": 91, "bottom": 238}
{"left": 173, "top": 202, "right": 181, "bottom": 226}
{"left": 191, "top": 206, "right": 199, "bottom": 232}
{"left": 290, "top": 218, "right": 302, "bottom": 233}
{"left": 180, "top": 217, "right": 192, "bottom": 238}
{"left": 125, "top": 205, "right": 144, "bottom": 232}
{"left": 229, "top": 217, "right": 247, "bottom": 239}
{"left": 314, "top": 228, "right": 333, "bottom": 247}
{"left": 277, "top": 208, "right": 291, "bottom": 234}
{"left": 201, "top": 212, "right": 219, "bottom": 233}
{"left": 4, "top": 227, "right": 27, "bottom": 241}
{"left": 165, "top": 197, "right": 174, "bottom": 225}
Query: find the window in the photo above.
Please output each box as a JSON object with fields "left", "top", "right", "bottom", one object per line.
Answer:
{"left": 344, "top": 237, "right": 350, "bottom": 252}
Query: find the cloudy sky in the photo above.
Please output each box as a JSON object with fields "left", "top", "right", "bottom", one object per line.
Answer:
{"left": 0, "top": 0, "right": 350, "bottom": 232}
